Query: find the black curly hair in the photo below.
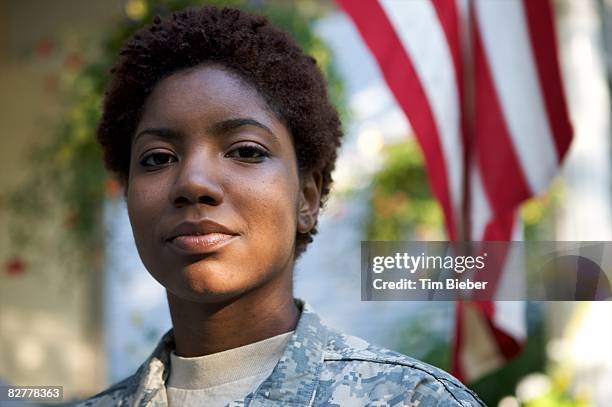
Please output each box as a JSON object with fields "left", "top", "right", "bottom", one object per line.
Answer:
{"left": 97, "top": 5, "right": 343, "bottom": 256}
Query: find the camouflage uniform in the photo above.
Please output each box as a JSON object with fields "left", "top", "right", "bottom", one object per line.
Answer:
{"left": 73, "top": 299, "right": 486, "bottom": 406}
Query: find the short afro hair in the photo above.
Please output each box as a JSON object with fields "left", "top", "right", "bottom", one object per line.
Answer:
{"left": 97, "top": 6, "right": 343, "bottom": 256}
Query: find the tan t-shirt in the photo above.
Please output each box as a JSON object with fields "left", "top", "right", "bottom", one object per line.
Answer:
{"left": 166, "top": 331, "right": 293, "bottom": 407}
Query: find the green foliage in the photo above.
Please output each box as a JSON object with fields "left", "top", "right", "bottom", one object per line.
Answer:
{"left": 525, "top": 392, "right": 595, "bottom": 407}
{"left": 5, "top": 0, "right": 344, "bottom": 272}
{"left": 364, "top": 140, "right": 444, "bottom": 241}
{"left": 391, "top": 306, "right": 451, "bottom": 371}
{"left": 521, "top": 180, "right": 563, "bottom": 241}
{"left": 7, "top": 44, "right": 106, "bottom": 261}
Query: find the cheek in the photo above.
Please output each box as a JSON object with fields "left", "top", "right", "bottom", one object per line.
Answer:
{"left": 127, "top": 182, "right": 164, "bottom": 245}
{"left": 237, "top": 175, "right": 299, "bottom": 243}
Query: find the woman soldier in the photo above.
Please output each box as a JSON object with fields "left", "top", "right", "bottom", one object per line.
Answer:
{"left": 78, "top": 5, "right": 485, "bottom": 406}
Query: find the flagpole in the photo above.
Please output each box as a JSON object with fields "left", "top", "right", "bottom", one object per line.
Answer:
{"left": 460, "top": 0, "right": 474, "bottom": 243}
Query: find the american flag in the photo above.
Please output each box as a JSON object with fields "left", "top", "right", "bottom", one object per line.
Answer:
{"left": 338, "top": 0, "right": 573, "bottom": 382}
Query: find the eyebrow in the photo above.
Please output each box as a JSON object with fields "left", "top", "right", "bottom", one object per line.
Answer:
{"left": 210, "top": 118, "right": 275, "bottom": 137}
{"left": 133, "top": 117, "right": 277, "bottom": 145}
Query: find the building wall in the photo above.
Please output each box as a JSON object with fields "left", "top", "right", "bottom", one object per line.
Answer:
{"left": 0, "top": 0, "right": 122, "bottom": 399}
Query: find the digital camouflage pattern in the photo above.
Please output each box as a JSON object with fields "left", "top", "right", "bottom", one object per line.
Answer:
{"left": 71, "top": 300, "right": 486, "bottom": 406}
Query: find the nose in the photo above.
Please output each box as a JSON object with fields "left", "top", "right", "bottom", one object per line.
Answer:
{"left": 169, "top": 152, "right": 224, "bottom": 207}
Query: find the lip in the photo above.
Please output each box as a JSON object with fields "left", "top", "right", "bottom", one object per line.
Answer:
{"left": 168, "top": 233, "right": 237, "bottom": 255}
{"left": 166, "top": 219, "right": 238, "bottom": 255}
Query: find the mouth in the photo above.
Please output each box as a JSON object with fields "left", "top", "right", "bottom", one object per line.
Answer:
{"left": 167, "top": 233, "right": 237, "bottom": 255}
{"left": 165, "top": 219, "right": 239, "bottom": 256}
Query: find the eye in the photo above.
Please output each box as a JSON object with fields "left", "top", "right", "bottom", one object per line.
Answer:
{"left": 226, "top": 144, "right": 269, "bottom": 162}
{"left": 139, "top": 152, "right": 177, "bottom": 167}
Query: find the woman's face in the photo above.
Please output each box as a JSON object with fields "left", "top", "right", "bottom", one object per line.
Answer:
{"left": 127, "top": 65, "right": 318, "bottom": 303}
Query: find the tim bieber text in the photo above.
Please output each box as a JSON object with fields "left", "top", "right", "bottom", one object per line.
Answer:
{"left": 372, "top": 278, "right": 489, "bottom": 290}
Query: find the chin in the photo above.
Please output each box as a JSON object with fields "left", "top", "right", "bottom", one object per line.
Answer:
{"left": 170, "top": 281, "right": 247, "bottom": 304}
{"left": 175, "top": 289, "right": 243, "bottom": 304}
{"left": 168, "top": 264, "right": 252, "bottom": 304}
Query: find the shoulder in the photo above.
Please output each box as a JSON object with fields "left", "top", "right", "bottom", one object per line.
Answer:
{"left": 66, "top": 374, "right": 137, "bottom": 406}
{"left": 315, "top": 328, "right": 486, "bottom": 406}
{"left": 69, "top": 329, "right": 174, "bottom": 406}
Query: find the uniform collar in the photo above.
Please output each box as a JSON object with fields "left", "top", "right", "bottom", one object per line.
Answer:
{"left": 247, "top": 299, "right": 328, "bottom": 406}
{"left": 130, "top": 298, "right": 328, "bottom": 406}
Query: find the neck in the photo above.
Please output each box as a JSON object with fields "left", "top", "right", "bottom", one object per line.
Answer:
{"left": 167, "top": 276, "right": 299, "bottom": 357}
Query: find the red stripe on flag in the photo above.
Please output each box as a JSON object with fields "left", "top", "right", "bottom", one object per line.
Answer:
{"left": 485, "top": 312, "right": 524, "bottom": 359}
{"left": 431, "top": 0, "right": 462, "bottom": 88}
{"left": 472, "top": 12, "right": 532, "bottom": 214}
{"left": 473, "top": 301, "right": 524, "bottom": 358}
{"left": 452, "top": 301, "right": 466, "bottom": 380}
{"left": 338, "top": 0, "right": 457, "bottom": 239}
{"left": 475, "top": 301, "right": 523, "bottom": 360}
{"left": 522, "top": 0, "right": 573, "bottom": 159}
{"left": 480, "top": 212, "right": 516, "bottom": 295}
{"left": 483, "top": 211, "right": 516, "bottom": 241}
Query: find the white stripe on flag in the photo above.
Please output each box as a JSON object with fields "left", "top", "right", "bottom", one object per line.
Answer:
{"left": 493, "top": 302, "right": 527, "bottom": 342}
{"left": 474, "top": 0, "right": 559, "bottom": 194}
{"left": 379, "top": 0, "right": 463, "bottom": 217}
{"left": 493, "top": 217, "right": 527, "bottom": 340}
{"left": 470, "top": 162, "right": 492, "bottom": 240}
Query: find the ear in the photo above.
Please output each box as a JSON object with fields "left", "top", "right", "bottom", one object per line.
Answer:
{"left": 297, "top": 171, "right": 323, "bottom": 234}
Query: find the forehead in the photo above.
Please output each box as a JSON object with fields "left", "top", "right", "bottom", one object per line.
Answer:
{"left": 138, "top": 64, "right": 280, "bottom": 130}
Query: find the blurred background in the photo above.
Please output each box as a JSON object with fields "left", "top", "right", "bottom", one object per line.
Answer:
{"left": 1, "top": 0, "right": 611, "bottom": 406}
